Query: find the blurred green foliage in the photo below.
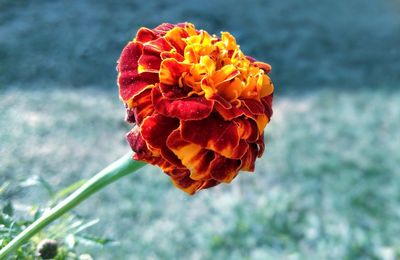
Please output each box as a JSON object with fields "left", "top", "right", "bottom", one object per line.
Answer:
{"left": 0, "top": 175, "right": 114, "bottom": 259}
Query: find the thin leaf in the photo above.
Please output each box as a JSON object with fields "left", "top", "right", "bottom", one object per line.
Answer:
{"left": 75, "top": 233, "right": 115, "bottom": 246}
{"left": 3, "top": 201, "right": 13, "bottom": 217}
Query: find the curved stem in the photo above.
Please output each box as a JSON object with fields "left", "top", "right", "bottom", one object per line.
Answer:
{"left": 0, "top": 152, "right": 146, "bottom": 259}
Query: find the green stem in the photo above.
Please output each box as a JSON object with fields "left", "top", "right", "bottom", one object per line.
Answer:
{"left": 0, "top": 152, "right": 146, "bottom": 259}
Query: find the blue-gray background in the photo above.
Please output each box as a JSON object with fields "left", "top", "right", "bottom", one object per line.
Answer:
{"left": 1, "top": 0, "right": 400, "bottom": 259}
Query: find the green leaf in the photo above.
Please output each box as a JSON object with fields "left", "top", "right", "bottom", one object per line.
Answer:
{"left": 75, "top": 234, "right": 115, "bottom": 246}
{"left": 3, "top": 201, "right": 13, "bottom": 217}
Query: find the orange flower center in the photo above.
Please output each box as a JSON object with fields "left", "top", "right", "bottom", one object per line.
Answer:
{"left": 159, "top": 24, "right": 274, "bottom": 105}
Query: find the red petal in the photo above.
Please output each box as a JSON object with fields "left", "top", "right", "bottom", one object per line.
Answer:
{"left": 118, "top": 71, "right": 158, "bottom": 100}
{"left": 126, "top": 126, "right": 147, "bottom": 154}
{"left": 144, "top": 37, "right": 173, "bottom": 53}
{"left": 181, "top": 113, "right": 246, "bottom": 159}
{"left": 138, "top": 51, "right": 161, "bottom": 73}
{"left": 242, "top": 99, "right": 265, "bottom": 115}
{"left": 240, "top": 143, "right": 258, "bottom": 171}
{"left": 117, "top": 42, "right": 142, "bottom": 73}
{"left": 256, "top": 135, "right": 265, "bottom": 158}
{"left": 262, "top": 94, "right": 273, "bottom": 118}
{"left": 136, "top": 27, "right": 157, "bottom": 43}
{"left": 141, "top": 114, "right": 179, "bottom": 150}
{"left": 209, "top": 93, "right": 232, "bottom": 109}
{"left": 153, "top": 23, "right": 175, "bottom": 35}
{"left": 170, "top": 174, "right": 204, "bottom": 195}
{"left": 159, "top": 83, "right": 191, "bottom": 99}
{"left": 152, "top": 87, "right": 214, "bottom": 120}
{"left": 167, "top": 129, "right": 215, "bottom": 180}
{"left": 209, "top": 154, "right": 241, "bottom": 183}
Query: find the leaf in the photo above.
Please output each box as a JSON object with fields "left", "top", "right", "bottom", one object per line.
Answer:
{"left": 3, "top": 201, "right": 13, "bottom": 216}
{"left": 73, "top": 219, "right": 99, "bottom": 234}
{"left": 75, "top": 234, "right": 115, "bottom": 246}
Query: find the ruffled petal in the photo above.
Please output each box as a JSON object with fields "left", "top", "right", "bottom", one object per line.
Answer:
{"left": 181, "top": 113, "right": 247, "bottom": 159}
{"left": 167, "top": 129, "right": 215, "bottom": 180}
{"left": 159, "top": 58, "right": 191, "bottom": 85}
{"left": 152, "top": 87, "right": 214, "bottom": 120}
{"left": 135, "top": 27, "right": 157, "bottom": 43}
{"left": 170, "top": 174, "right": 204, "bottom": 195}
{"left": 117, "top": 42, "right": 142, "bottom": 72}
{"left": 209, "top": 154, "right": 241, "bottom": 183}
{"left": 129, "top": 88, "right": 154, "bottom": 124}
{"left": 138, "top": 47, "right": 162, "bottom": 73}
{"left": 240, "top": 143, "right": 258, "bottom": 171}
{"left": 118, "top": 71, "right": 158, "bottom": 101}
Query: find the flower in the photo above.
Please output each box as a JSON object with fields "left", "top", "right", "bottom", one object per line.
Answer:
{"left": 117, "top": 22, "right": 274, "bottom": 194}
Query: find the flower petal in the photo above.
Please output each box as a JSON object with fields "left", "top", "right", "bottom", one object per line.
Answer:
{"left": 138, "top": 48, "right": 162, "bottom": 73}
{"left": 159, "top": 58, "right": 191, "bottom": 85}
{"left": 167, "top": 129, "right": 216, "bottom": 180}
{"left": 152, "top": 87, "right": 214, "bottom": 120}
{"left": 164, "top": 26, "right": 190, "bottom": 53}
{"left": 153, "top": 23, "right": 175, "bottom": 35}
{"left": 253, "top": 61, "right": 272, "bottom": 73}
{"left": 209, "top": 154, "right": 241, "bottom": 183}
{"left": 129, "top": 88, "right": 154, "bottom": 124}
{"left": 118, "top": 70, "right": 158, "bottom": 101}
{"left": 240, "top": 143, "right": 258, "bottom": 171}
{"left": 136, "top": 27, "right": 157, "bottom": 43}
{"left": 118, "top": 71, "right": 157, "bottom": 102}
{"left": 234, "top": 118, "right": 259, "bottom": 142}
{"left": 141, "top": 114, "right": 179, "bottom": 150}
{"left": 181, "top": 113, "right": 247, "bottom": 159}
{"left": 170, "top": 174, "right": 204, "bottom": 195}
{"left": 117, "top": 42, "right": 142, "bottom": 73}
{"left": 144, "top": 37, "right": 173, "bottom": 53}
{"left": 242, "top": 99, "right": 265, "bottom": 115}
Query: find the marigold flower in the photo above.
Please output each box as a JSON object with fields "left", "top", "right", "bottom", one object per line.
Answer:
{"left": 117, "top": 22, "right": 274, "bottom": 194}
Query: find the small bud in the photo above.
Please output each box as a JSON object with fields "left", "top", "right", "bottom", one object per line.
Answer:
{"left": 36, "top": 239, "right": 58, "bottom": 259}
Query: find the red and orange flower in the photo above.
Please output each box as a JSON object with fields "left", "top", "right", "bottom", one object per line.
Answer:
{"left": 117, "top": 22, "right": 274, "bottom": 194}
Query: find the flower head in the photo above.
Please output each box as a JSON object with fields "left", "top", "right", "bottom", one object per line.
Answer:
{"left": 117, "top": 23, "right": 274, "bottom": 194}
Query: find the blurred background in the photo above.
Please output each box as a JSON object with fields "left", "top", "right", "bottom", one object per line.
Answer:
{"left": 1, "top": 0, "right": 400, "bottom": 259}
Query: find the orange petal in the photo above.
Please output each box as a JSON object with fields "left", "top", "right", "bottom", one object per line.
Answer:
{"left": 164, "top": 26, "right": 189, "bottom": 53}
{"left": 167, "top": 129, "right": 215, "bottom": 181}
{"left": 128, "top": 88, "right": 154, "bottom": 124}
{"left": 159, "top": 58, "right": 191, "bottom": 85}
{"left": 160, "top": 50, "right": 185, "bottom": 62}
{"left": 212, "top": 64, "right": 240, "bottom": 86}
{"left": 253, "top": 61, "right": 272, "bottom": 73}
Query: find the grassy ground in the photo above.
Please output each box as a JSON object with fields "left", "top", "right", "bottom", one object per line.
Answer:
{"left": 1, "top": 88, "right": 400, "bottom": 259}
